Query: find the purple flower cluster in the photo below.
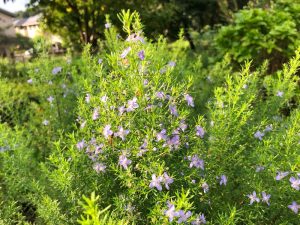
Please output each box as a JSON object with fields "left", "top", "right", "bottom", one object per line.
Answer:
{"left": 196, "top": 126, "right": 205, "bottom": 138}
{"left": 164, "top": 202, "right": 206, "bottom": 224}
{"left": 275, "top": 171, "right": 300, "bottom": 212}
{"left": 254, "top": 130, "right": 264, "bottom": 140}
{"left": 247, "top": 191, "right": 270, "bottom": 205}
{"left": 76, "top": 137, "right": 106, "bottom": 172}
{"left": 47, "top": 96, "right": 54, "bottom": 104}
{"left": 121, "top": 47, "right": 132, "bottom": 59}
{"left": 184, "top": 94, "right": 194, "bottom": 107}
{"left": 127, "top": 97, "right": 139, "bottom": 112}
{"left": 188, "top": 155, "right": 204, "bottom": 170}
{"left": 149, "top": 172, "right": 173, "bottom": 191}
{"left": 103, "top": 125, "right": 113, "bottom": 139}
{"left": 288, "top": 201, "right": 300, "bottom": 214}
{"left": 138, "top": 50, "right": 145, "bottom": 60}
{"left": 52, "top": 66, "right": 62, "bottom": 75}
{"left": 219, "top": 175, "right": 227, "bottom": 186}
{"left": 126, "top": 33, "right": 145, "bottom": 43}
{"left": 119, "top": 154, "right": 132, "bottom": 170}
{"left": 92, "top": 108, "right": 99, "bottom": 120}
{"left": 115, "top": 126, "right": 130, "bottom": 141}
{"left": 93, "top": 162, "right": 106, "bottom": 173}
{"left": 275, "top": 171, "right": 289, "bottom": 180}
{"left": 290, "top": 176, "right": 300, "bottom": 190}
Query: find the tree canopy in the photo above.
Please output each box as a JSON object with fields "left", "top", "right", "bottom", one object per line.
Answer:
{"left": 25, "top": 0, "right": 249, "bottom": 49}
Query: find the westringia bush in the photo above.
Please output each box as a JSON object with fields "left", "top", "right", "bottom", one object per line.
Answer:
{"left": 1, "top": 10, "right": 300, "bottom": 225}
{"left": 35, "top": 11, "right": 300, "bottom": 224}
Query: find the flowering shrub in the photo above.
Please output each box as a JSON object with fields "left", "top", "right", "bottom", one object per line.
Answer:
{"left": 0, "top": 10, "right": 300, "bottom": 225}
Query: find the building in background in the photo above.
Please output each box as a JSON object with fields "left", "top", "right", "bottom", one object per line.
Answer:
{"left": 14, "top": 14, "right": 62, "bottom": 44}
{"left": 0, "top": 8, "right": 15, "bottom": 37}
{"left": 0, "top": 8, "right": 64, "bottom": 57}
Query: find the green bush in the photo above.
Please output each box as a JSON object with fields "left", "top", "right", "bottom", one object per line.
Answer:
{"left": 0, "top": 10, "right": 300, "bottom": 225}
{"left": 216, "top": 0, "right": 300, "bottom": 72}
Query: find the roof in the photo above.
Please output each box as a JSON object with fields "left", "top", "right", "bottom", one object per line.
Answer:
{"left": 14, "top": 14, "right": 41, "bottom": 27}
{"left": 0, "top": 8, "right": 16, "bottom": 18}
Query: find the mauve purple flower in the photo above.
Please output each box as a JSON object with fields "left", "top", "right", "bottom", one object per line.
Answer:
{"left": 177, "top": 210, "right": 192, "bottom": 224}
{"left": 105, "top": 23, "right": 111, "bottom": 29}
{"left": 162, "top": 172, "right": 173, "bottom": 190}
{"left": 92, "top": 108, "right": 99, "bottom": 120}
{"left": 126, "top": 33, "right": 145, "bottom": 43}
{"left": 288, "top": 201, "right": 300, "bottom": 214}
{"left": 47, "top": 96, "right": 54, "bottom": 103}
{"left": 220, "top": 175, "right": 227, "bottom": 186}
{"left": 145, "top": 104, "right": 154, "bottom": 111}
{"left": 160, "top": 67, "right": 167, "bottom": 74}
{"left": 247, "top": 191, "right": 260, "bottom": 205}
{"left": 276, "top": 171, "right": 289, "bottom": 180}
{"left": 264, "top": 125, "right": 273, "bottom": 132}
{"left": 138, "top": 50, "right": 145, "bottom": 60}
{"left": 143, "top": 79, "right": 149, "bottom": 86}
{"left": 94, "top": 144, "right": 104, "bottom": 155}
{"left": 101, "top": 95, "right": 108, "bottom": 103}
{"left": 254, "top": 130, "right": 265, "bottom": 140}
{"left": 27, "top": 78, "right": 33, "bottom": 84}
{"left": 289, "top": 177, "right": 300, "bottom": 190}
{"left": 156, "top": 91, "right": 165, "bottom": 99}
{"left": 116, "top": 126, "right": 130, "bottom": 141}
{"left": 185, "top": 94, "right": 194, "bottom": 107}
{"left": 196, "top": 126, "right": 205, "bottom": 138}
{"left": 169, "top": 104, "right": 178, "bottom": 117}
{"left": 127, "top": 97, "right": 139, "bottom": 112}
{"left": 85, "top": 94, "right": 91, "bottom": 103}
{"left": 137, "top": 149, "right": 147, "bottom": 157}
{"left": 42, "top": 120, "right": 49, "bottom": 126}
{"left": 188, "top": 155, "right": 204, "bottom": 170}
{"left": 164, "top": 203, "right": 179, "bottom": 222}
{"left": 140, "top": 139, "right": 148, "bottom": 150}
{"left": 98, "top": 58, "right": 103, "bottom": 64}
{"left": 192, "top": 214, "right": 206, "bottom": 225}
{"left": 119, "top": 154, "right": 131, "bottom": 170}
{"left": 156, "top": 129, "right": 167, "bottom": 141}
{"left": 121, "top": 47, "right": 131, "bottom": 58}
{"left": 149, "top": 174, "right": 163, "bottom": 191}
{"left": 261, "top": 192, "right": 271, "bottom": 205}
{"left": 168, "top": 61, "right": 176, "bottom": 67}
{"left": 52, "top": 66, "right": 62, "bottom": 75}
{"left": 118, "top": 106, "right": 126, "bottom": 115}
{"left": 255, "top": 166, "right": 265, "bottom": 172}
{"left": 103, "top": 125, "right": 113, "bottom": 139}
{"left": 93, "top": 162, "right": 106, "bottom": 173}
{"left": 77, "top": 140, "right": 85, "bottom": 150}
{"left": 276, "top": 91, "right": 284, "bottom": 97}
{"left": 166, "top": 135, "right": 180, "bottom": 150}
{"left": 202, "top": 182, "right": 209, "bottom": 193}
{"left": 80, "top": 120, "right": 86, "bottom": 129}
{"left": 172, "top": 128, "right": 180, "bottom": 135}
{"left": 179, "top": 120, "right": 188, "bottom": 132}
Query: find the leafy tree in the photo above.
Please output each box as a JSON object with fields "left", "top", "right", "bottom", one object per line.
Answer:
{"left": 27, "top": 0, "right": 250, "bottom": 50}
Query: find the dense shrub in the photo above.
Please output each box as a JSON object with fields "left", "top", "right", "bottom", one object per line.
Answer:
{"left": 216, "top": 0, "right": 300, "bottom": 72}
{"left": 0, "top": 10, "right": 300, "bottom": 225}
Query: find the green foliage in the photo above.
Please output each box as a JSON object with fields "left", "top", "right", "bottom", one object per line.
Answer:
{"left": 0, "top": 9, "right": 300, "bottom": 225}
{"left": 216, "top": 0, "right": 300, "bottom": 71}
{"left": 78, "top": 192, "right": 130, "bottom": 225}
